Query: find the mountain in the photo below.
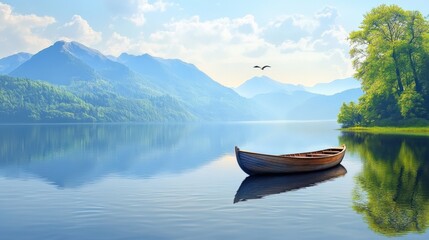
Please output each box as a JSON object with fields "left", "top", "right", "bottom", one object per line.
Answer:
{"left": 236, "top": 76, "right": 363, "bottom": 120}
{"left": 251, "top": 91, "right": 320, "bottom": 119}
{"left": 10, "top": 41, "right": 99, "bottom": 85}
{"left": 0, "top": 75, "right": 194, "bottom": 122}
{"left": 305, "top": 77, "right": 361, "bottom": 95}
{"left": 1, "top": 40, "right": 361, "bottom": 122}
{"left": 250, "top": 88, "right": 363, "bottom": 120}
{"left": 57, "top": 41, "right": 141, "bottom": 84}
{"left": 236, "top": 76, "right": 361, "bottom": 97}
{"left": 286, "top": 88, "right": 363, "bottom": 120}
{"left": 10, "top": 41, "right": 160, "bottom": 98}
{"left": 3, "top": 41, "right": 196, "bottom": 122}
{"left": 234, "top": 76, "right": 305, "bottom": 98}
{"left": 0, "top": 75, "right": 96, "bottom": 122}
{"left": 118, "top": 53, "right": 256, "bottom": 120}
{"left": 0, "top": 52, "right": 32, "bottom": 74}
{"left": 2, "top": 41, "right": 255, "bottom": 122}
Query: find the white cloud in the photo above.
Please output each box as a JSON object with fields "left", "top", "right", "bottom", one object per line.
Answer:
{"left": 105, "top": 32, "right": 132, "bottom": 56}
{"left": 238, "top": 6, "right": 352, "bottom": 86}
{"left": 101, "top": 14, "right": 271, "bottom": 85}
{"left": 263, "top": 6, "right": 344, "bottom": 49}
{"left": 137, "top": 0, "right": 168, "bottom": 11}
{"left": 126, "top": 0, "right": 171, "bottom": 26}
{"left": 148, "top": 15, "right": 261, "bottom": 50}
{"left": 101, "top": 7, "right": 353, "bottom": 87}
{"left": 315, "top": 6, "right": 339, "bottom": 24}
{"left": 0, "top": 2, "right": 55, "bottom": 56}
{"left": 0, "top": 1, "right": 352, "bottom": 87}
{"left": 321, "top": 25, "right": 348, "bottom": 45}
{"left": 58, "top": 15, "right": 102, "bottom": 46}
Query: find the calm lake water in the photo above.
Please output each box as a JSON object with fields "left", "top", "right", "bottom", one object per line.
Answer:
{"left": 1, "top": 121, "right": 429, "bottom": 239}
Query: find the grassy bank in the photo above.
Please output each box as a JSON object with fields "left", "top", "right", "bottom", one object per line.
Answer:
{"left": 341, "top": 126, "right": 429, "bottom": 136}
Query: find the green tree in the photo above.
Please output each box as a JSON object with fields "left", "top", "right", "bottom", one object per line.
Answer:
{"left": 344, "top": 5, "right": 429, "bottom": 126}
{"left": 338, "top": 102, "right": 362, "bottom": 127}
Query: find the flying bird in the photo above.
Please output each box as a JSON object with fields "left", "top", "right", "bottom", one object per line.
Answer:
{"left": 254, "top": 65, "right": 271, "bottom": 70}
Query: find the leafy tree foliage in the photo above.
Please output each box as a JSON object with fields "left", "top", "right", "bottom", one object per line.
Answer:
{"left": 0, "top": 75, "right": 96, "bottom": 122}
{"left": 0, "top": 75, "right": 194, "bottom": 123}
{"left": 339, "top": 5, "right": 429, "bottom": 127}
{"left": 338, "top": 102, "right": 362, "bottom": 127}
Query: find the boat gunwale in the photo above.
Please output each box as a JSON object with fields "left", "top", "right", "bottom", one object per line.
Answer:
{"left": 235, "top": 145, "right": 346, "bottom": 160}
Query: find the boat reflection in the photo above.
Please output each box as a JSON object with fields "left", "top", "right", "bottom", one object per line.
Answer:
{"left": 234, "top": 164, "right": 347, "bottom": 203}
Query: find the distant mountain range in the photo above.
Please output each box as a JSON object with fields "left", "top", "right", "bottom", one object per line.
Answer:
{"left": 117, "top": 53, "right": 254, "bottom": 120}
{"left": 10, "top": 41, "right": 160, "bottom": 97}
{"left": 234, "top": 76, "right": 305, "bottom": 98}
{"left": 0, "top": 52, "right": 32, "bottom": 74}
{"left": 235, "top": 75, "right": 360, "bottom": 97}
{"left": 0, "top": 40, "right": 362, "bottom": 122}
{"left": 235, "top": 75, "right": 362, "bottom": 120}
{"left": 304, "top": 78, "right": 361, "bottom": 95}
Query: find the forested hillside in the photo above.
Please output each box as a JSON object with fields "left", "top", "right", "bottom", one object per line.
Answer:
{"left": 0, "top": 75, "right": 194, "bottom": 123}
{"left": 0, "top": 40, "right": 363, "bottom": 123}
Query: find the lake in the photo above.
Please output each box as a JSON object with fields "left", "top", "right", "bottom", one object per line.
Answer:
{"left": 0, "top": 121, "right": 429, "bottom": 239}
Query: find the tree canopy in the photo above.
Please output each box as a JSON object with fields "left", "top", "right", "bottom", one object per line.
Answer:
{"left": 0, "top": 75, "right": 194, "bottom": 123}
{"left": 338, "top": 5, "right": 429, "bottom": 127}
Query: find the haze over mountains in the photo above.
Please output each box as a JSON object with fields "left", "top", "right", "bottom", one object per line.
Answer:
{"left": 233, "top": 76, "right": 362, "bottom": 120}
{"left": 0, "top": 52, "right": 32, "bottom": 75}
{"left": 234, "top": 76, "right": 360, "bottom": 98}
{"left": 0, "top": 40, "right": 362, "bottom": 122}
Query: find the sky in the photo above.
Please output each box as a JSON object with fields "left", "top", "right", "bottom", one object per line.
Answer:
{"left": 0, "top": 0, "right": 428, "bottom": 87}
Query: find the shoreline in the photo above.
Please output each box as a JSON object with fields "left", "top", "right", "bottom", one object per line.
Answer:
{"left": 341, "top": 126, "right": 429, "bottom": 136}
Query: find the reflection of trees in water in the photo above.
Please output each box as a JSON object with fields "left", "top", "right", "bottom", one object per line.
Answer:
{"left": 0, "top": 124, "right": 190, "bottom": 165}
{"left": 340, "top": 133, "right": 429, "bottom": 236}
{"left": 0, "top": 124, "right": 250, "bottom": 187}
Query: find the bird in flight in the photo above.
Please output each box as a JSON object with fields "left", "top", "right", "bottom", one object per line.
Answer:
{"left": 254, "top": 65, "right": 271, "bottom": 70}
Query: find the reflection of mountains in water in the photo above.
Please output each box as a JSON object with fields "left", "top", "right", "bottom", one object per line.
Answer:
{"left": 0, "top": 124, "right": 250, "bottom": 188}
{"left": 234, "top": 165, "right": 347, "bottom": 203}
{"left": 0, "top": 122, "right": 341, "bottom": 189}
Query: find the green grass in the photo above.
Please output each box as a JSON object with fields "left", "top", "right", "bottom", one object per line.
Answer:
{"left": 341, "top": 126, "right": 429, "bottom": 136}
{"left": 340, "top": 118, "right": 429, "bottom": 136}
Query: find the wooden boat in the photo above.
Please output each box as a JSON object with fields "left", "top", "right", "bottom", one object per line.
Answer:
{"left": 235, "top": 145, "right": 346, "bottom": 175}
{"left": 234, "top": 164, "right": 347, "bottom": 203}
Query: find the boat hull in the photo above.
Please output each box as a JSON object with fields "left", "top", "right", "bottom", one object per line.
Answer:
{"left": 235, "top": 145, "right": 346, "bottom": 175}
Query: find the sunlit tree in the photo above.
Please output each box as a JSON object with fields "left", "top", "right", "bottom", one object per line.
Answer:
{"left": 339, "top": 5, "right": 429, "bottom": 126}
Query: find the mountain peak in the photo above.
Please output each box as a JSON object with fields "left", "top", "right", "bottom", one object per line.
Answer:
{"left": 53, "top": 40, "right": 106, "bottom": 61}
{"left": 235, "top": 76, "right": 304, "bottom": 98}
{"left": 305, "top": 77, "right": 361, "bottom": 95}
{"left": 247, "top": 75, "right": 274, "bottom": 82}
{"left": 119, "top": 52, "right": 155, "bottom": 61}
{"left": 9, "top": 41, "right": 100, "bottom": 84}
{"left": 0, "top": 52, "right": 33, "bottom": 74}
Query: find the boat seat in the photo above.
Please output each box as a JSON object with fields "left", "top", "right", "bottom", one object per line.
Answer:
{"left": 306, "top": 153, "right": 331, "bottom": 157}
{"left": 322, "top": 151, "right": 340, "bottom": 154}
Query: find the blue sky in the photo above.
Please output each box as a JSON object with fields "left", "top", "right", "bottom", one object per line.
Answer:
{"left": 0, "top": 0, "right": 427, "bottom": 87}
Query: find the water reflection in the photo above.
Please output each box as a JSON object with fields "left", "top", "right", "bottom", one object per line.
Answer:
{"left": 340, "top": 132, "right": 429, "bottom": 236}
{"left": 0, "top": 121, "right": 341, "bottom": 189}
{"left": 0, "top": 124, "right": 249, "bottom": 188}
{"left": 234, "top": 165, "right": 347, "bottom": 203}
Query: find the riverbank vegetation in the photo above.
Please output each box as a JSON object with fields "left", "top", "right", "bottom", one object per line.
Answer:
{"left": 338, "top": 5, "right": 429, "bottom": 129}
{"left": 342, "top": 126, "right": 429, "bottom": 136}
